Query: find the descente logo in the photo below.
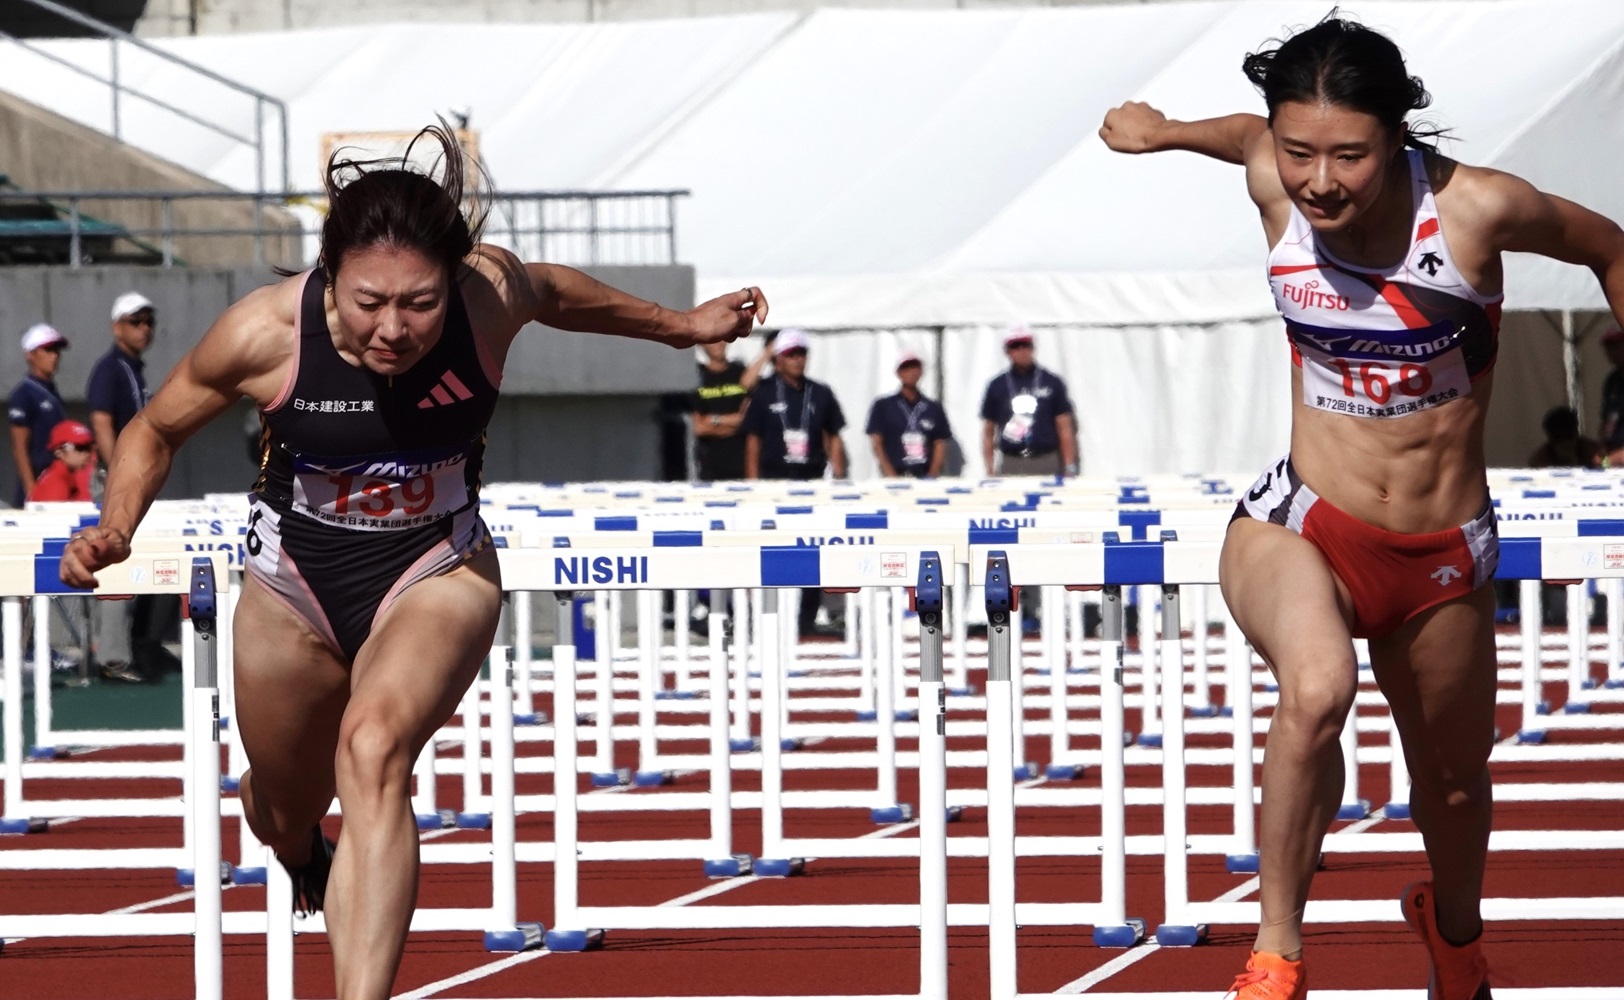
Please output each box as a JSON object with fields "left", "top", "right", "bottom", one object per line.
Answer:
{"left": 1283, "top": 279, "right": 1351, "bottom": 311}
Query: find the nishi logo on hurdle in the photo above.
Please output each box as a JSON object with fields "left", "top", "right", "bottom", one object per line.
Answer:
{"left": 1, "top": 470, "right": 1622, "bottom": 998}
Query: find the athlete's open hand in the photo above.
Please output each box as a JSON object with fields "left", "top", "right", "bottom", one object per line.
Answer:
{"left": 59, "top": 526, "right": 131, "bottom": 590}
{"left": 1099, "top": 101, "right": 1168, "bottom": 154}
{"left": 679, "top": 286, "right": 769, "bottom": 348}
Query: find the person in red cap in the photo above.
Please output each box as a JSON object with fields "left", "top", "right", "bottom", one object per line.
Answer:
{"left": 978, "top": 326, "right": 1078, "bottom": 477}
{"left": 1598, "top": 327, "right": 1624, "bottom": 465}
{"left": 866, "top": 351, "right": 952, "bottom": 478}
{"left": 28, "top": 420, "right": 96, "bottom": 502}
{"left": 8, "top": 323, "right": 70, "bottom": 505}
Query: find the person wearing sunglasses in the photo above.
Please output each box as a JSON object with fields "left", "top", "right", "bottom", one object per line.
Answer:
{"left": 8, "top": 323, "right": 69, "bottom": 505}
{"left": 27, "top": 420, "right": 96, "bottom": 503}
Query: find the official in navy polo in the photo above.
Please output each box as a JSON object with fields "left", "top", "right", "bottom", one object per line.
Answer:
{"left": 743, "top": 329, "right": 847, "bottom": 481}
{"left": 979, "top": 326, "right": 1078, "bottom": 477}
{"left": 8, "top": 323, "right": 69, "bottom": 505}
{"left": 865, "top": 351, "right": 950, "bottom": 478}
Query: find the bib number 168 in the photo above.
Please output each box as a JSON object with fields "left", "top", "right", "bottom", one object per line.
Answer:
{"left": 1329, "top": 360, "right": 1433, "bottom": 404}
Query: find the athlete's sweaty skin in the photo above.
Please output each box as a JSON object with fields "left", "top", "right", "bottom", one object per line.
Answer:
{"left": 59, "top": 244, "right": 767, "bottom": 1000}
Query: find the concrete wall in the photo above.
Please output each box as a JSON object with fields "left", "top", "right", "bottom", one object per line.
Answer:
{"left": 0, "top": 91, "right": 300, "bottom": 268}
{"left": 0, "top": 263, "right": 697, "bottom": 503}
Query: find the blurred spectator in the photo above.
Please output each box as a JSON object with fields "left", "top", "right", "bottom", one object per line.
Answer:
{"left": 1599, "top": 327, "right": 1624, "bottom": 466}
{"left": 8, "top": 323, "right": 69, "bottom": 505}
{"left": 745, "top": 329, "right": 848, "bottom": 637}
{"left": 28, "top": 421, "right": 96, "bottom": 502}
{"left": 866, "top": 352, "right": 951, "bottom": 478}
{"left": 1528, "top": 406, "right": 1603, "bottom": 469}
{"left": 979, "top": 327, "right": 1078, "bottom": 477}
{"left": 88, "top": 291, "right": 165, "bottom": 684}
{"left": 691, "top": 339, "right": 772, "bottom": 481}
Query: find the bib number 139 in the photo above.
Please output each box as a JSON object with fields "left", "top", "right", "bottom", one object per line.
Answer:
{"left": 1329, "top": 360, "right": 1432, "bottom": 404}
{"left": 329, "top": 474, "right": 435, "bottom": 518}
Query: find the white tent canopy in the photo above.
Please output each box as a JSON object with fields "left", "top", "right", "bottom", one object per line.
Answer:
{"left": 2, "top": 1, "right": 1620, "bottom": 476}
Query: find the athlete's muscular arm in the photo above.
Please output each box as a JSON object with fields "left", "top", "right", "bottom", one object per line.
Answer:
{"left": 60, "top": 283, "right": 290, "bottom": 588}
{"left": 1469, "top": 167, "right": 1624, "bottom": 329}
{"left": 1100, "top": 104, "right": 1268, "bottom": 165}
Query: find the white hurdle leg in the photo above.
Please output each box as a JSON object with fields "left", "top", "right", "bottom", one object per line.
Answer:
{"left": 182, "top": 605, "right": 197, "bottom": 860}
{"left": 546, "top": 595, "right": 601, "bottom": 952}
{"left": 1519, "top": 579, "right": 1546, "bottom": 741}
{"left": 593, "top": 592, "right": 618, "bottom": 782}
{"left": 1137, "top": 585, "right": 1161, "bottom": 746}
{"left": 1607, "top": 577, "right": 1624, "bottom": 687}
{"left": 1067, "top": 589, "right": 1086, "bottom": 678}
{"left": 459, "top": 665, "right": 486, "bottom": 822}
{"left": 950, "top": 561, "right": 970, "bottom": 693}
{"left": 1092, "top": 585, "right": 1143, "bottom": 945}
{"left": 730, "top": 589, "right": 752, "bottom": 751}
{"left": 1386, "top": 713, "right": 1411, "bottom": 818}
{"left": 512, "top": 591, "right": 536, "bottom": 723}
{"left": 859, "top": 586, "right": 879, "bottom": 718}
{"left": 188, "top": 560, "right": 224, "bottom": 1000}
{"left": 705, "top": 612, "right": 737, "bottom": 871}
{"left": 756, "top": 590, "right": 794, "bottom": 873}
{"left": 30, "top": 596, "right": 51, "bottom": 754}
{"left": 634, "top": 589, "right": 666, "bottom": 785}
{"left": 673, "top": 589, "right": 692, "bottom": 692}
{"left": 1565, "top": 581, "right": 1590, "bottom": 711}
{"left": 1045, "top": 584, "right": 1071, "bottom": 774}
{"left": 1010, "top": 601, "right": 1029, "bottom": 778}
{"left": 484, "top": 645, "right": 541, "bottom": 952}
{"left": 1337, "top": 705, "right": 1368, "bottom": 819}
{"left": 983, "top": 555, "right": 1018, "bottom": 1000}
{"left": 1190, "top": 585, "right": 1212, "bottom": 716}
{"left": 1225, "top": 602, "right": 1258, "bottom": 872}
{"left": 873, "top": 587, "right": 903, "bottom": 821}
{"left": 1, "top": 599, "right": 22, "bottom": 828}
{"left": 1155, "top": 584, "right": 1204, "bottom": 945}
{"left": 914, "top": 554, "right": 949, "bottom": 996}
{"left": 266, "top": 857, "right": 295, "bottom": 1000}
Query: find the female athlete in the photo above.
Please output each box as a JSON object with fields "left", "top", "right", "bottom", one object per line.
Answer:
{"left": 1102, "top": 16, "right": 1623, "bottom": 1000}
{"left": 59, "top": 124, "right": 767, "bottom": 1000}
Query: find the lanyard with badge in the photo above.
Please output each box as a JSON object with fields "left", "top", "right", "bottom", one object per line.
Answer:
{"left": 898, "top": 398, "right": 929, "bottom": 466}
{"left": 777, "top": 378, "right": 814, "bottom": 464}
{"left": 1001, "top": 368, "right": 1042, "bottom": 445}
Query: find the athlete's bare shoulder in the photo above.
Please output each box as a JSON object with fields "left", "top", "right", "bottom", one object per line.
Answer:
{"left": 460, "top": 243, "right": 536, "bottom": 339}
{"left": 1242, "top": 127, "right": 1292, "bottom": 245}
{"left": 190, "top": 271, "right": 302, "bottom": 404}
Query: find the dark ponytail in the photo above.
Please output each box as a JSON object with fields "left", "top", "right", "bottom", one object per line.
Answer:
{"left": 316, "top": 118, "right": 489, "bottom": 282}
{"left": 1242, "top": 11, "right": 1449, "bottom": 152}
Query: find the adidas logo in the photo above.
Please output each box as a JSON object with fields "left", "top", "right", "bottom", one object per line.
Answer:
{"left": 417, "top": 371, "right": 474, "bottom": 409}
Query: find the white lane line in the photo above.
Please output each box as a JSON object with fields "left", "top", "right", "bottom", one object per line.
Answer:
{"left": 1056, "top": 811, "right": 1389, "bottom": 994}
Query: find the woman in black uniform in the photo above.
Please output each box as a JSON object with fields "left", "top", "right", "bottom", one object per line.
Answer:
{"left": 60, "top": 125, "right": 767, "bottom": 1000}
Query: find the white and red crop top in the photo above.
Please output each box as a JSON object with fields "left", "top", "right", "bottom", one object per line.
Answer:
{"left": 1267, "top": 149, "right": 1503, "bottom": 420}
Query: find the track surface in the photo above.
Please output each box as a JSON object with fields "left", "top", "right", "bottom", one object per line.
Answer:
{"left": 3, "top": 630, "right": 1623, "bottom": 999}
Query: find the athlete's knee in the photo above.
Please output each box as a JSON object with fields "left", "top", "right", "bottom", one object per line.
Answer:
{"left": 335, "top": 712, "right": 414, "bottom": 795}
{"left": 1275, "top": 671, "right": 1355, "bottom": 743}
{"left": 1411, "top": 757, "right": 1492, "bottom": 812}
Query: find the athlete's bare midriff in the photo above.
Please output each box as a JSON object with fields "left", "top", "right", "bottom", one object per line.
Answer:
{"left": 1288, "top": 366, "right": 1492, "bottom": 533}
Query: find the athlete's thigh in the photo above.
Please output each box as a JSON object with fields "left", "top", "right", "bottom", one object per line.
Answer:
{"left": 1219, "top": 516, "right": 1358, "bottom": 686}
{"left": 1367, "top": 585, "right": 1498, "bottom": 779}
{"left": 232, "top": 572, "right": 352, "bottom": 795}
{"left": 343, "top": 548, "right": 502, "bottom": 758}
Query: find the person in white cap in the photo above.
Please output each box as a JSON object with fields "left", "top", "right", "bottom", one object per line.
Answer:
{"left": 979, "top": 326, "right": 1078, "bottom": 477}
{"left": 1599, "top": 326, "right": 1624, "bottom": 465}
{"left": 85, "top": 291, "right": 158, "bottom": 685}
{"left": 865, "top": 350, "right": 951, "bottom": 478}
{"left": 8, "top": 323, "right": 69, "bottom": 505}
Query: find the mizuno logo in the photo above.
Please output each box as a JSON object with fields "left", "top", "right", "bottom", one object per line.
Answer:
{"left": 417, "top": 371, "right": 474, "bottom": 409}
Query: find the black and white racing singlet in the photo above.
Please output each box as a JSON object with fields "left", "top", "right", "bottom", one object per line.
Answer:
{"left": 247, "top": 267, "right": 502, "bottom": 658}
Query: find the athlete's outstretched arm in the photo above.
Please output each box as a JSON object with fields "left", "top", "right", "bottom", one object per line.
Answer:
{"left": 1099, "top": 103, "right": 1268, "bottom": 165}
{"left": 526, "top": 261, "right": 768, "bottom": 348}
{"left": 60, "top": 284, "right": 285, "bottom": 588}
{"left": 1479, "top": 169, "right": 1624, "bottom": 328}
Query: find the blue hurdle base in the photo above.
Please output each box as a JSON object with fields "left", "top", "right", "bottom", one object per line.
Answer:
{"left": 591, "top": 768, "right": 632, "bottom": 787}
{"left": 416, "top": 809, "right": 457, "bottom": 831}
{"left": 231, "top": 866, "right": 268, "bottom": 886}
{"left": 1136, "top": 733, "right": 1163, "bottom": 748}
{"left": 1582, "top": 678, "right": 1601, "bottom": 690}
{"left": 947, "top": 686, "right": 976, "bottom": 697}
{"left": 1264, "top": 683, "right": 1279, "bottom": 693}
{"left": 1606, "top": 678, "right": 1624, "bottom": 689}
{"left": 513, "top": 712, "right": 547, "bottom": 726}
{"left": 1188, "top": 706, "right": 1219, "bottom": 719}
{"left": 485, "top": 922, "right": 546, "bottom": 953}
{"left": 1218, "top": 706, "right": 1234, "bottom": 718}
{"left": 220, "top": 775, "right": 240, "bottom": 793}
{"left": 1533, "top": 700, "right": 1553, "bottom": 715}
{"left": 177, "top": 861, "right": 232, "bottom": 887}
{"left": 1225, "top": 852, "right": 1260, "bottom": 874}
{"left": 1154, "top": 923, "right": 1208, "bottom": 947}
{"left": 780, "top": 738, "right": 805, "bottom": 752}
{"left": 893, "top": 708, "right": 919, "bottom": 722}
{"left": 632, "top": 770, "right": 673, "bottom": 787}
{"left": 854, "top": 709, "right": 878, "bottom": 722}
{"left": 455, "top": 812, "right": 492, "bottom": 830}
{"left": 1013, "top": 761, "right": 1039, "bottom": 781}
{"left": 1336, "top": 799, "right": 1371, "bottom": 821}
{"left": 754, "top": 858, "right": 805, "bottom": 877}
{"left": 1562, "top": 701, "right": 1592, "bottom": 714}
{"left": 945, "top": 805, "right": 965, "bottom": 823}
{"left": 1092, "top": 918, "right": 1147, "bottom": 948}
{"left": 729, "top": 737, "right": 761, "bottom": 753}
{"left": 1518, "top": 728, "right": 1549, "bottom": 744}
{"left": 0, "top": 817, "right": 47, "bottom": 834}
{"left": 654, "top": 690, "right": 701, "bottom": 701}
{"left": 543, "top": 928, "right": 605, "bottom": 952}
{"left": 27, "top": 746, "right": 56, "bottom": 761}
{"left": 1383, "top": 802, "right": 1412, "bottom": 820}
{"left": 703, "top": 854, "right": 754, "bottom": 878}
{"left": 871, "top": 804, "right": 914, "bottom": 824}
{"left": 1044, "top": 763, "right": 1086, "bottom": 780}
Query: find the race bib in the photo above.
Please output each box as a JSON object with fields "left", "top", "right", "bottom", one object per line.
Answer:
{"left": 901, "top": 431, "right": 927, "bottom": 465}
{"left": 1295, "top": 324, "right": 1470, "bottom": 419}
{"left": 783, "top": 429, "right": 810, "bottom": 465}
{"left": 291, "top": 447, "right": 469, "bottom": 531}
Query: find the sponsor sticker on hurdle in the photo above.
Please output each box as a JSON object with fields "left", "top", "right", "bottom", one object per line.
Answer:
{"left": 1606, "top": 544, "right": 1624, "bottom": 571}
{"left": 880, "top": 551, "right": 908, "bottom": 579}
{"left": 154, "top": 559, "right": 180, "bottom": 587}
